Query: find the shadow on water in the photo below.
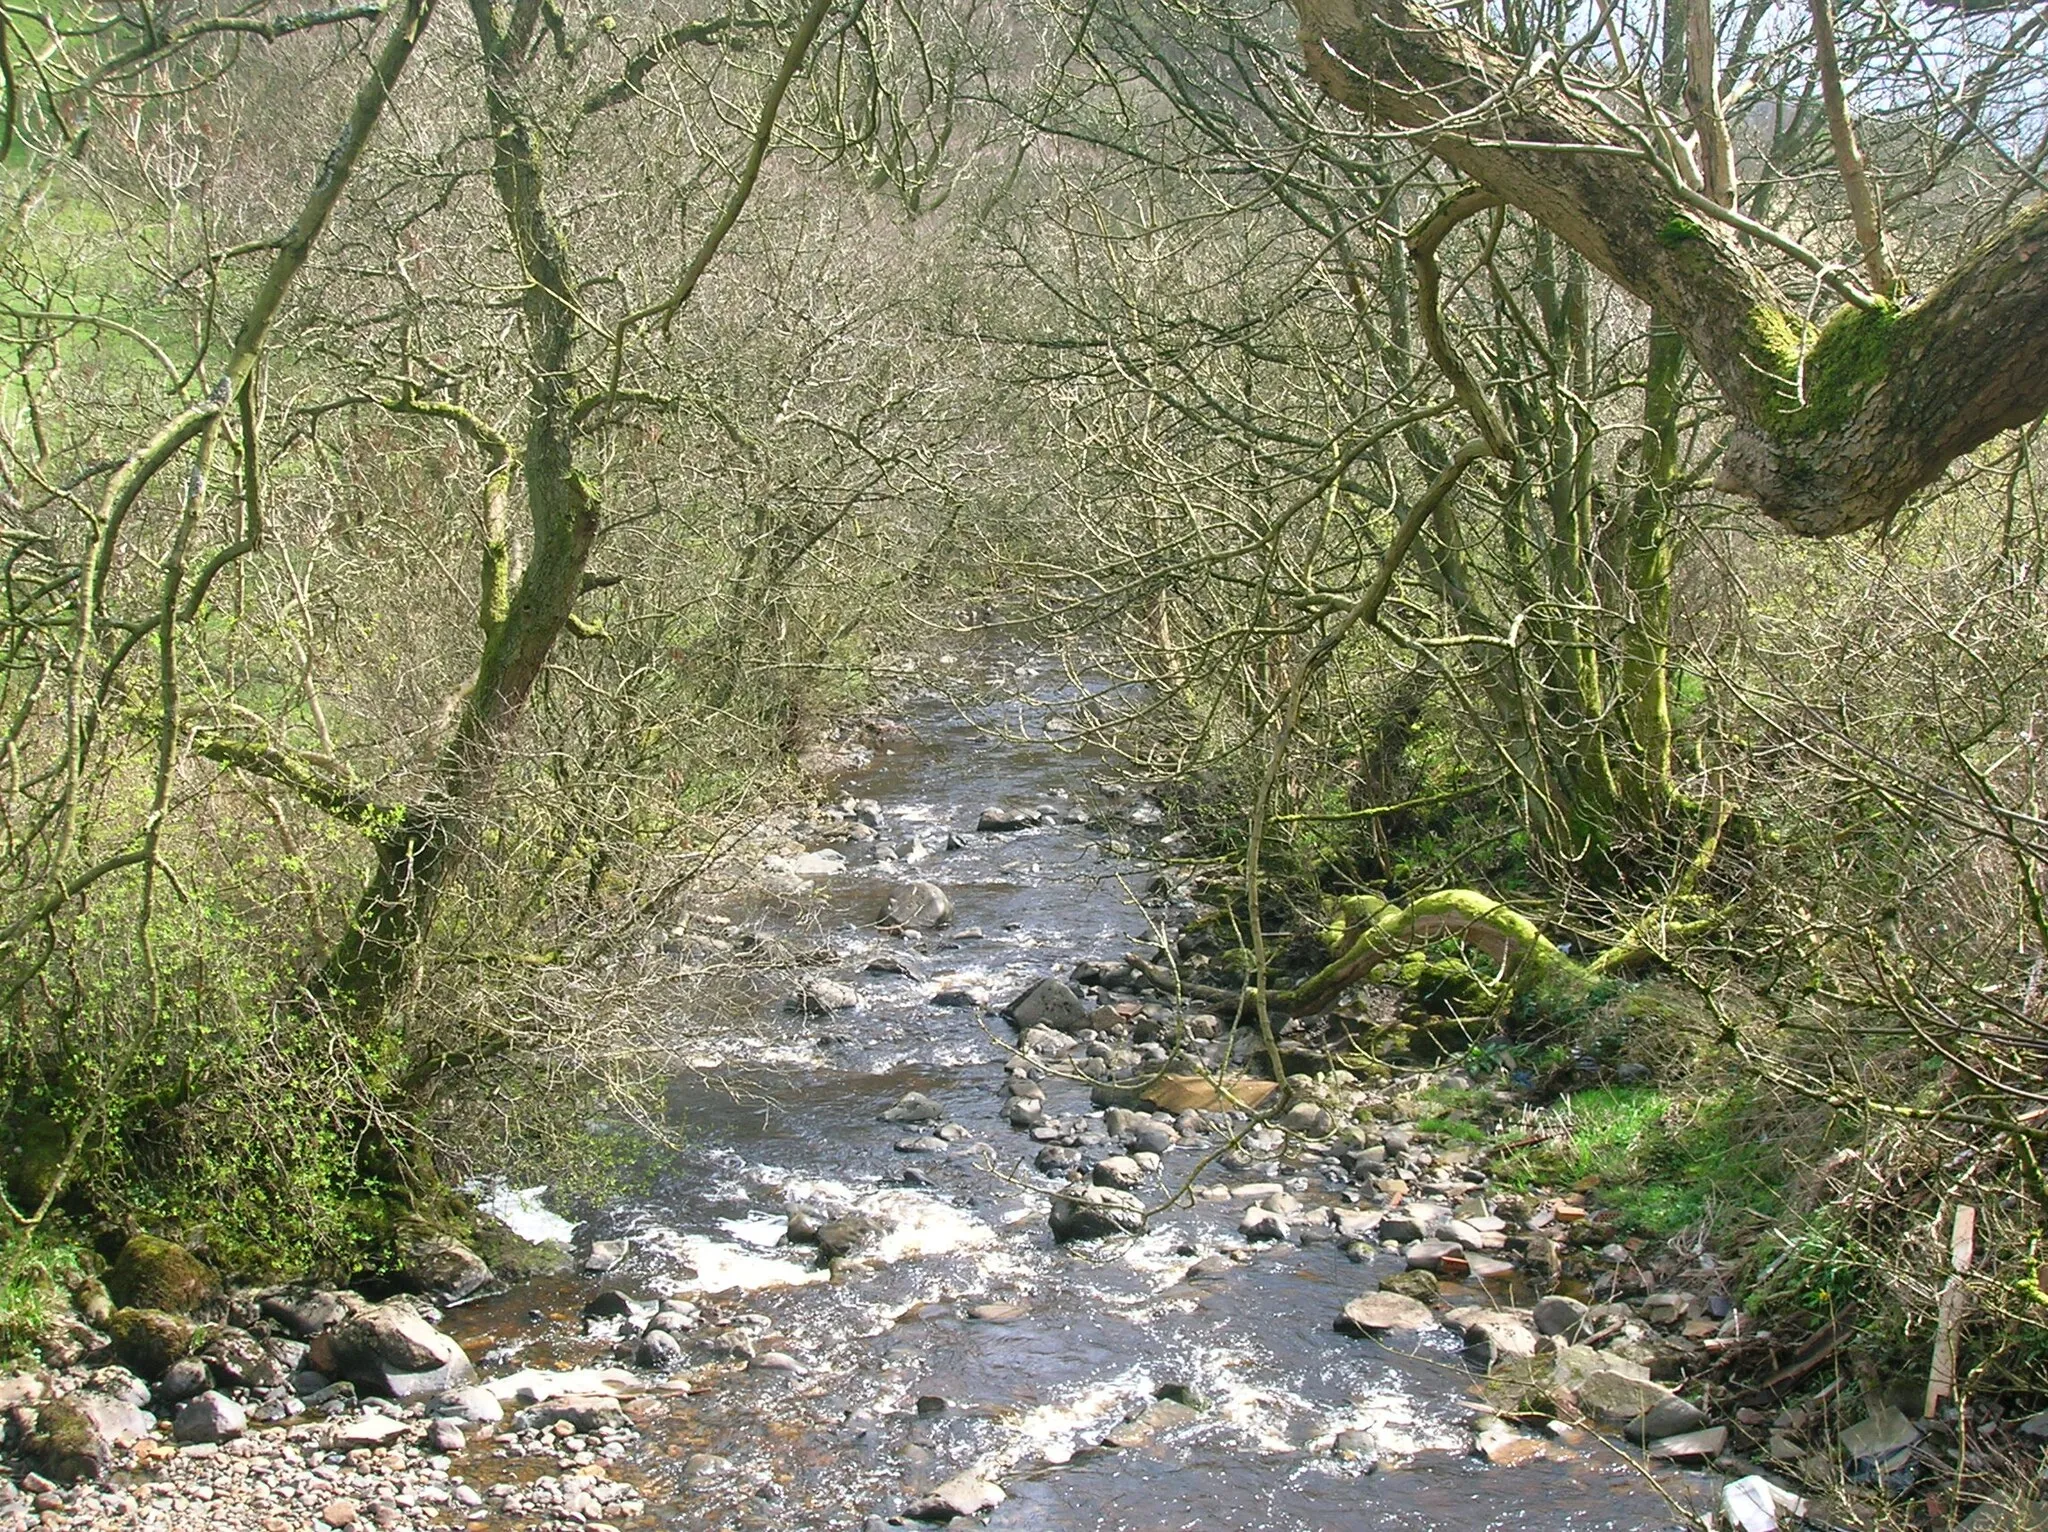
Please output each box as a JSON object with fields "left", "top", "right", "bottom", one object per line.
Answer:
{"left": 453, "top": 659, "right": 1714, "bottom": 1531}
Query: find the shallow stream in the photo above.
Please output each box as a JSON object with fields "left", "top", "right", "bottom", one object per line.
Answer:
{"left": 452, "top": 664, "right": 1709, "bottom": 1532}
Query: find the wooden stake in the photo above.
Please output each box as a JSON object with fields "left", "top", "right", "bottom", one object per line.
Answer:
{"left": 1925, "top": 1204, "right": 1977, "bottom": 1418}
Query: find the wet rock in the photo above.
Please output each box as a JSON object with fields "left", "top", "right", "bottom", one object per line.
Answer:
{"left": 1404, "top": 1239, "right": 1462, "bottom": 1272}
{"left": 1007, "top": 977, "right": 1090, "bottom": 1032}
{"left": 105, "top": 1307, "right": 194, "bottom": 1380}
{"left": 908, "top": 1470, "right": 1006, "bottom": 1521}
{"left": 26, "top": 1393, "right": 153, "bottom": 1483}
{"left": 932, "top": 984, "right": 985, "bottom": 1008}
{"left": 401, "top": 1236, "right": 493, "bottom": 1303}
{"left": 867, "top": 951, "right": 928, "bottom": 979}
{"left": 584, "top": 1238, "right": 630, "bottom": 1272}
{"left": 1331, "top": 1428, "right": 1378, "bottom": 1462}
{"left": 1130, "top": 1120, "right": 1180, "bottom": 1155}
{"left": 966, "top": 1302, "right": 1031, "bottom": 1323}
{"left": 1004, "top": 1097, "right": 1044, "bottom": 1127}
{"left": 1380, "top": 1209, "right": 1435, "bottom": 1243}
{"left": 1049, "top": 1185, "right": 1146, "bottom": 1241}
{"left": 106, "top": 1235, "right": 218, "bottom": 1314}
{"left": 1462, "top": 1314, "right": 1539, "bottom": 1371}
{"left": 1474, "top": 1417, "right": 1547, "bottom": 1467}
{"left": 882, "top": 1091, "right": 945, "bottom": 1123}
{"left": 1091, "top": 1155, "right": 1144, "bottom": 1191}
{"left": 794, "top": 976, "right": 861, "bottom": 1013}
{"left": 1239, "top": 1205, "right": 1290, "bottom": 1242}
{"left": 817, "top": 1215, "right": 883, "bottom": 1260}
{"left": 634, "top": 1329, "right": 685, "bottom": 1371}
{"left": 329, "top": 1415, "right": 408, "bottom": 1448}
{"left": 582, "top": 1290, "right": 638, "bottom": 1322}
{"left": 1104, "top": 1397, "right": 1201, "bottom": 1448}
{"left": 1378, "top": 1269, "right": 1441, "bottom": 1303}
{"left": 1574, "top": 1367, "right": 1707, "bottom": 1441}
{"left": 1533, "top": 1294, "right": 1589, "bottom": 1338}
{"left": 1018, "top": 1024, "right": 1074, "bottom": 1057}
{"left": 172, "top": 1390, "right": 246, "bottom": 1445}
{"left": 1336, "top": 1293, "right": 1434, "bottom": 1335}
{"left": 1035, "top": 1145, "right": 1082, "bottom": 1174}
{"left": 514, "top": 1392, "right": 625, "bottom": 1433}
{"left": 882, "top": 880, "right": 953, "bottom": 929}
{"left": 895, "top": 1134, "right": 949, "bottom": 1154}
{"left": 976, "top": 807, "right": 1038, "bottom": 832}
{"left": 425, "top": 1419, "right": 467, "bottom": 1454}
{"left": 1279, "top": 1101, "right": 1334, "bottom": 1137}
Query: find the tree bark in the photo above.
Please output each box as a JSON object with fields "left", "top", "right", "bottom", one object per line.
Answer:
{"left": 1290, "top": 0, "right": 2048, "bottom": 536}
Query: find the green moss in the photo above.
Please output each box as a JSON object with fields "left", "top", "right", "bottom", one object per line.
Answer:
{"left": 1657, "top": 215, "right": 1708, "bottom": 248}
{"left": 106, "top": 1306, "right": 195, "bottom": 1378}
{"left": 1749, "top": 300, "right": 1908, "bottom": 442}
{"left": 106, "top": 1234, "right": 218, "bottom": 1314}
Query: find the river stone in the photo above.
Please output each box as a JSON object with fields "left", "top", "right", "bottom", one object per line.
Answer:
{"left": 1649, "top": 1426, "right": 1729, "bottom": 1461}
{"left": 402, "top": 1236, "right": 493, "bottom": 1303}
{"left": 1007, "top": 977, "right": 1090, "bottom": 1032}
{"left": 1049, "top": 1185, "right": 1146, "bottom": 1241}
{"left": 1463, "top": 1314, "right": 1539, "bottom": 1371}
{"left": 1091, "top": 1155, "right": 1143, "bottom": 1190}
{"left": 157, "top": 1356, "right": 211, "bottom": 1403}
{"left": 328, "top": 1306, "right": 474, "bottom": 1401}
{"left": 794, "top": 976, "right": 861, "bottom": 1013}
{"left": 1004, "top": 1097, "right": 1044, "bottom": 1127}
{"left": 817, "top": 1215, "right": 883, "bottom": 1260}
{"left": 105, "top": 1307, "right": 194, "bottom": 1380}
{"left": 1337, "top": 1292, "right": 1435, "bottom": 1335}
{"left": 1018, "top": 1025, "right": 1074, "bottom": 1057}
{"left": 1574, "top": 1367, "right": 1708, "bottom": 1440}
{"left": 429, "top": 1386, "right": 504, "bottom": 1426}
{"left": 1405, "top": 1239, "right": 1462, "bottom": 1272}
{"left": 1130, "top": 1120, "right": 1180, "bottom": 1155}
{"left": 1533, "top": 1294, "right": 1589, "bottom": 1338}
{"left": 908, "top": 1471, "right": 1006, "bottom": 1521}
{"left": 330, "top": 1415, "right": 410, "bottom": 1448}
{"left": 173, "top": 1390, "right": 246, "bottom": 1444}
{"left": 634, "top": 1329, "right": 685, "bottom": 1371}
{"left": 1379, "top": 1268, "right": 1441, "bottom": 1303}
{"left": 882, "top": 1091, "right": 945, "bottom": 1123}
{"left": 867, "top": 951, "right": 928, "bottom": 979}
{"left": 1239, "top": 1205, "right": 1290, "bottom": 1242}
{"left": 882, "top": 880, "right": 952, "bottom": 929}
{"left": 975, "top": 806, "right": 1037, "bottom": 832}
{"left": 261, "top": 1289, "right": 349, "bottom": 1339}
{"left": 202, "top": 1327, "right": 284, "bottom": 1390}
{"left": 515, "top": 1392, "right": 625, "bottom": 1433}
{"left": 585, "top": 1238, "right": 629, "bottom": 1273}
{"left": 107, "top": 1235, "right": 218, "bottom": 1314}
{"left": 1035, "top": 1145, "right": 1082, "bottom": 1173}
{"left": 582, "top": 1290, "right": 637, "bottom": 1322}
{"left": 27, "top": 1393, "right": 155, "bottom": 1483}
{"left": 1104, "top": 1398, "right": 1201, "bottom": 1449}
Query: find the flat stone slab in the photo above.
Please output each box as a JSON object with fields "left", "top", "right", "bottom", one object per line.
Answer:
{"left": 1335, "top": 1293, "right": 1435, "bottom": 1335}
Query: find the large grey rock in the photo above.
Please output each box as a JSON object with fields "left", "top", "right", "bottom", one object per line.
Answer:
{"left": 429, "top": 1385, "right": 504, "bottom": 1426}
{"left": 402, "top": 1237, "right": 493, "bottom": 1303}
{"left": 1336, "top": 1292, "right": 1435, "bottom": 1335}
{"left": 26, "top": 1393, "right": 155, "bottom": 1483}
{"left": 1462, "top": 1314, "right": 1539, "bottom": 1370}
{"left": 173, "top": 1390, "right": 246, "bottom": 1444}
{"left": 202, "top": 1327, "right": 283, "bottom": 1391}
{"left": 635, "top": 1329, "right": 684, "bottom": 1371}
{"left": 260, "top": 1289, "right": 349, "bottom": 1338}
{"left": 1049, "top": 1185, "right": 1146, "bottom": 1241}
{"left": 156, "top": 1356, "right": 211, "bottom": 1403}
{"left": 1007, "top": 977, "right": 1090, "bottom": 1033}
{"left": 1532, "top": 1294, "right": 1589, "bottom": 1338}
{"left": 975, "top": 807, "right": 1038, "bottom": 833}
{"left": 1574, "top": 1367, "right": 1708, "bottom": 1441}
{"left": 1090, "top": 1155, "right": 1143, "bottom": 1191}
{"left": 881, "top": 1092, "right": 945, "bottom": 1124}
{"left": 514, "top": 1393, "right": 624, "bottom": 1433}
{"left": 907, "top": 1471, "right": 1005, "bottom": 1521}
{"left": 793, "top": 977, "right": 861, "bottom": 1014}
{"left": 327, "top": 1305, "right": 474, "bottom": 1401}
{"left": 882, "top": 881, "right": 952, "bottom": 929}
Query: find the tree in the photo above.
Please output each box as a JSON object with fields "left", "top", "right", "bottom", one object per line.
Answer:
{"left": 1288, "top": 0, "right": 2048, "bottom": 536}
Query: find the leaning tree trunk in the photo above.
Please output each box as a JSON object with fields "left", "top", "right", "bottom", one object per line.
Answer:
{"left": 1289, "top": 0, "right": 2048, "bottom": 536}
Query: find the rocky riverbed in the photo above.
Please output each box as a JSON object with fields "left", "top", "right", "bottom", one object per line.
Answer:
{"left": 5, "top": 669, "right": 2039, "bottom": 1531}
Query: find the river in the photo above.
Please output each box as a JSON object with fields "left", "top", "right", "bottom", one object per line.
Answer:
{"left": 449, "top": 659, "right": 1710, "bottom": 1532}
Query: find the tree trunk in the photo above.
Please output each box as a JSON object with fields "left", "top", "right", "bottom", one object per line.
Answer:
{"left": 1289, "top": 0, "right": 2048, "bottom": 536}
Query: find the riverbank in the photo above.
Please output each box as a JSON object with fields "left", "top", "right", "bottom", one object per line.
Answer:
{"left": 3, "top": 671, "right": 2040, "bottom": 1530}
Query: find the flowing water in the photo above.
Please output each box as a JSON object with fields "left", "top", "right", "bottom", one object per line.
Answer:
{"left": 452, "top": 662, "right": 1711, "bottom": 1532}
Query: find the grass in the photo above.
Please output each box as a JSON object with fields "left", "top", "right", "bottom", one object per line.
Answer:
{"left": 1494, "top": 1085, "right": 1785, "bottom": 1239}
{"left": 0, "top": 1234, "right": 81, "bottom": 1365}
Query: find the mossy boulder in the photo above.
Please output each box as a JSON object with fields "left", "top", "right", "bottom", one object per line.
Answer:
{"left": 26, "top": 1392, "right": 154, "bottom": 1483}
{"left": 1378, "top": 1268, "right": 1442, "bottom": 1303}
{"left": 467, "top": 1216, "right": 573, "bottom": 1282}
{"left": 106, "top": 1235, "right": 218, "bottom": 1314}
{"left": 106, "top": 1307, "right": 196, "bottom": 1380}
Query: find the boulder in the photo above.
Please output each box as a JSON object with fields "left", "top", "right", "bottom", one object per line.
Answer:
{"left": 1048, "top": 1185, "right": 1146, "bottom": 1242}
{"left": 1462, "top": 1314, "right": 1539, "bottom": 1371}
{"left": 26, "top": 1393, "right": 154, "bottom": 1483}
{"left": 201, "top": 1328, "right": 284, "bottom": 1391}
{"left": 172, "top": 1391, "right": 246, "bottom": 1445}
{"left": 1574, "top": 1367, "right": 1708, "bottom": 1441}
{"left": 105, "top": 1307, "right": 194, "bottom": 1380}
{"left": 106, "top": 1236, "right": 217, "bottom": 1314}
{"left": 401, "top": 1237, "right": 492, "bottom": 1303}
{"left": 1104, "top": 1398, "right": 1201, "bottom": 1449}
{"left": 1006, "top": 978, "right": 1090, "bottom": 1033}
{"left": 975, "top": 807, "right": 1037, "bottom": 832}
{"left": 428, "top": 1386, "right": 504, "bottom": 1426}
{"left": 907, "top": 1471, "right": 1005, "bottom": 1521}
{"left": 584, "top": 1239, "right": 629, "bottom": 1273}
{"left": 581, "top": 1290, "right": 637, "bottom": 1323}
{"left": 1378, "top": 1269, "right": 1441, "bottom": 1303}
{"left": 1336, "top": 1292, "right": 1435, "bottom": 1335}
{"left": 793, "top": 977, "right": 861, "bottom": 1014}
{"left": 634, "top": 1329, "right": 685, "bottom": 1371}
{"left": 327, "top": 1305, "right": 474, "bottom": 1401}
{"left": 882, "top": 881, "right": 953, "bottom": 929}
{"left": 260, "top": 1289, "right": 349, "bottom": 1339}
{"left": 881, "top": 1092, "right": 945, "bottom": 1124}
{"left": 514, "top": 1392, "right": 624, "bottom": 1433}
{"left": 1090, "top": 1155, "right": 1144, "bottom": 1191}
{"left": 817, "top": 1215, "right": 883, "bottom": 1261}
{"left": 1532, "top": 1294, "right": 1589, "bottom": 1338}
{"left": 156, "top": 1357, "right": 211, "bottom": 1403}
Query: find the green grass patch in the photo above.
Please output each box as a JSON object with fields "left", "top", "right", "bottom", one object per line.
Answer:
{"left": 1494, "top": 1085, "right": 1784, "bottom": 1239}
{"left": 1417, "top": 1115, "right": 1488, "bottom": 1144}
{"left": 0, "top": 1234, "right": 82, "bottom": 1365}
